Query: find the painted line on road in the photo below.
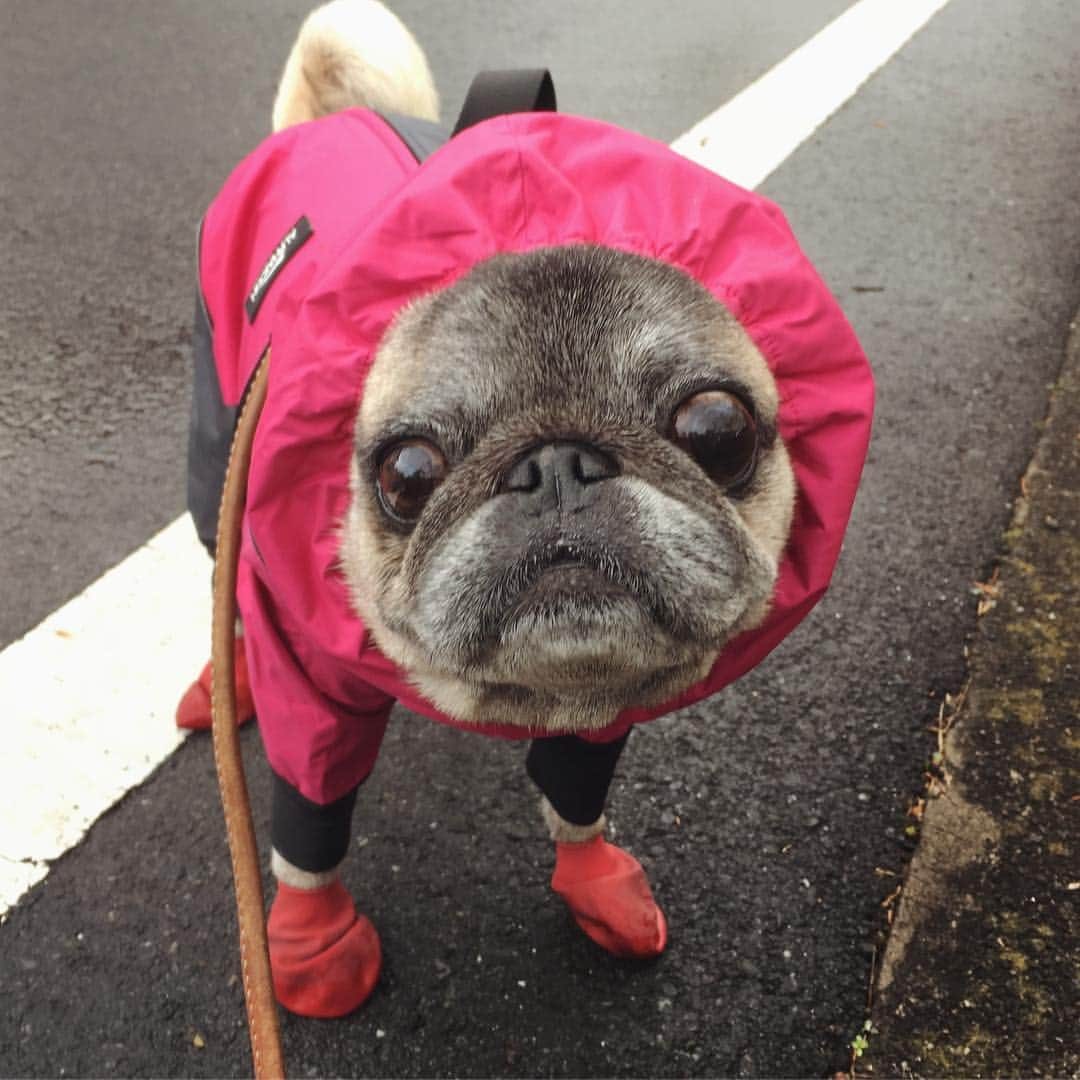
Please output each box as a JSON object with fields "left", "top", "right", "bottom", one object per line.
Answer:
{"left": 1, "top": 519, "right": 206, "bottom": 918}
{"left": 0, "top": 0, "right": 953, "bottom": 920}
{"left": 670, "top": 0, "right": 952, "bottom": 188}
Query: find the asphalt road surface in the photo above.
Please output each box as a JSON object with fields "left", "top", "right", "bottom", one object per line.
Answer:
{"left": 2, "top": 1, "right": 1078, "bottom": 1076}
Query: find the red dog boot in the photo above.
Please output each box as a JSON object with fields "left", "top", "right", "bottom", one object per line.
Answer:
{"left": 551, "top": 835, "right": 668, "bottom": 958}
{"left": 175, "top": 637, "right": 255, "bottom": 730}
{"left": 267, "top": 879, "right": 382, "bottom": 1018}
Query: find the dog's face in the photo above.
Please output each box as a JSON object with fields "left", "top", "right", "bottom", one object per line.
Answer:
{"left": 340, "top": 245, "right": 795, "bottom": 731}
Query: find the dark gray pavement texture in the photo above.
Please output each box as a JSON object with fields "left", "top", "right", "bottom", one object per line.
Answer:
{"left": 861, "top": 319, "right": 1079, "bottom": 1078}
{"left": 2, "top": 0, "right": 1079, "bottom": 1077}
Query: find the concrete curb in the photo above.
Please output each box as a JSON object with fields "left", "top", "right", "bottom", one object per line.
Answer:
{"left": 858, "top": 315, "right": 1080, "bottom": 1076}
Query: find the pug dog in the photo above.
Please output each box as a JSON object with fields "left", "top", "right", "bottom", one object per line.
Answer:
{"left": 177, "top": 0, "right": 871, "bottom": 1019}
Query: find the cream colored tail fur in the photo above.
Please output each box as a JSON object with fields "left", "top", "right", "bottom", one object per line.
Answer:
{"left": 272, "top": 0, "right": 439, "bottom": 132}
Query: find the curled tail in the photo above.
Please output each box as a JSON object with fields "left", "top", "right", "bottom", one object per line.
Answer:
{"left": 271, "top": 0, "right": 440, "bottom": 132}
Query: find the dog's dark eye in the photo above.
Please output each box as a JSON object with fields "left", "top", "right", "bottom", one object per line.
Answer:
{"left": 670, "top": 390, "right": 758, "bottom": 488}
{"left": 376, "top": 439, "right": 448, "bottom": 523}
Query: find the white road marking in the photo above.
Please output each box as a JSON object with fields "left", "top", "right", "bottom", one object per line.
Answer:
{"left": 0, "top": 519, "right": 205, "bottom": 918}
{"left": 0, "top": 0, "right": 953, "bottom": 920}
{"left": 670, "top": 0, "right": 952, "bottom": 188}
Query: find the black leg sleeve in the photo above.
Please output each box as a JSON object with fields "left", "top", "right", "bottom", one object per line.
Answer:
{"left": 525, "top": 731, "right": 631, "bottom": 826}
{"left": 271, "top": 771, "right": 362, "bottom": 874}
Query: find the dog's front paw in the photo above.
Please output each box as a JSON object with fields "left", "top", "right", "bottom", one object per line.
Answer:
{"left": 551, "top": 836, "right": 667, "bottom": 958}
{"left": 268, "top": 879, "right": 381, "bottom": 1017}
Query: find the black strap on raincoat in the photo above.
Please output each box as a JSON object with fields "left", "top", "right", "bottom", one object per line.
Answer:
{"left": 453, "top": 69, "right": 556, "bottom": 135}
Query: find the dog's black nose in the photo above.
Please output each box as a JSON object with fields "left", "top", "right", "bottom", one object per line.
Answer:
{"left": 500, "top": 441, "right": 620, "bottom": 513}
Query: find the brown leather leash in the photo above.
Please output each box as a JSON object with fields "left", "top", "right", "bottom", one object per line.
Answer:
{"left": 209, "top": 354, "right": 286, "bottom": 1078}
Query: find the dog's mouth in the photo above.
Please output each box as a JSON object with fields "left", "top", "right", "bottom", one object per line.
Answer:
{"left": 494, "top": 536, "right": 670, "bottom": 634}
{"left": 411, "top": 518, "right": 732, "bottom": 683}
{"left": 506, "top": 561, "right": 631, "bottom": 619}
{"left": 446, "top": 535, "right": 694, "bottom": 693}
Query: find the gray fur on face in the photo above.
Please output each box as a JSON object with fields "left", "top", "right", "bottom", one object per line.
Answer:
{"left": 339, "top": 245, "right": 795, "bottom": 731}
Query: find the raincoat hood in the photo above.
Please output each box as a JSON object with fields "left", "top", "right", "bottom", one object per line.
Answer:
{"left": 199, "top": 108, "right": 873, "bottom": 803}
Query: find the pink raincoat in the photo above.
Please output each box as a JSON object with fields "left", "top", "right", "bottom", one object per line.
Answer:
{"left": 198, "top": 109, "right": 874, "bottom": 805}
